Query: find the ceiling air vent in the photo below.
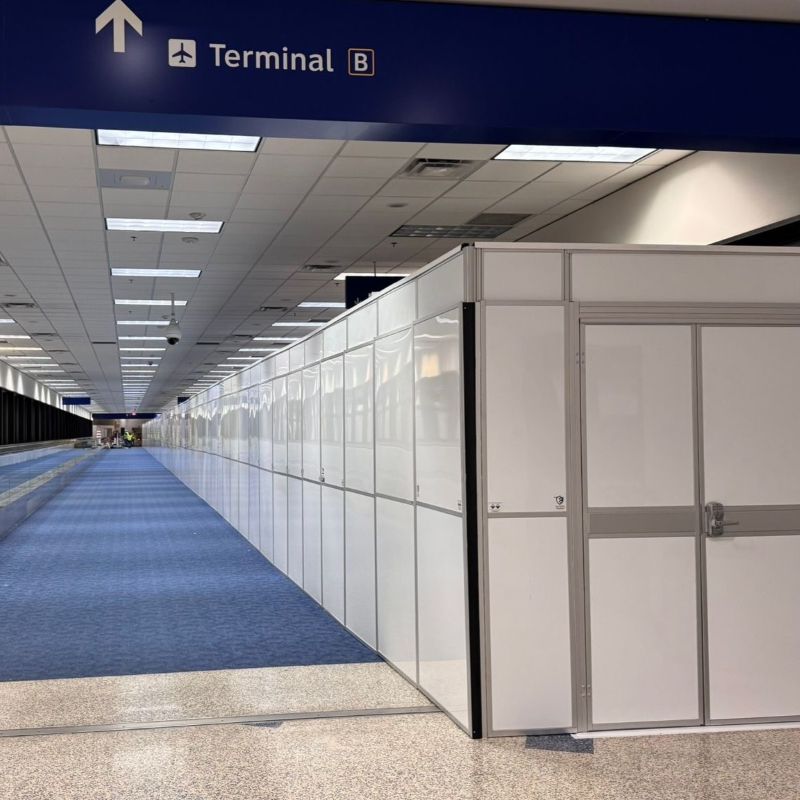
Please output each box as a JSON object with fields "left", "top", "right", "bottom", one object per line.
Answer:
{"left": 259, "top": 305, "right": 288, "bottom": 312}
{"left": 197, "top": 342, "right": 221, "bottom": 346}
{"left": 98, "top": 169, "right": 173, "bottom": 190}
{"left": 468, "top": 213, "right": 530, "bottom": 227}
{"left": 392, "top": 223, "right": 514, "bottom": 239}
{"left": 2, "top": 302, "right": 36, "bottom": 309}
{"left": 302, "top": 264, "right": 338, "bottom": 272}
{"left": 0, "top": 252, "right": 9, "bottom": 267}
{"left": 91, "top": 341, "right": 117, "bottom": 345}
{"left": 400, "top": 158, "right": 480, "bottom": 180}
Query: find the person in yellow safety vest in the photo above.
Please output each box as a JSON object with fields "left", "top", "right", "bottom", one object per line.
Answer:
{"left": 124, "top": 431, "right": 135, "bottom": 448}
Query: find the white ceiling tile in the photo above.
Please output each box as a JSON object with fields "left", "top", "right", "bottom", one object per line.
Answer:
{"left": 5, "top": 127, "right": 92, "bottom": 145}
{"left": 29, "top": 185, "right": 100, "bottom": 204}
{"left": 168, "top": 206, "right": 236, "bottom": 220}
{"left": 0, "top": 185, "right": 30, "bottom": 202}
{"left": 38, "top": 202, "right": 103, "bottom": 218}
{"left": 0, "top": 143, "right": 14, "bottom": 165}
{"left": 324, "top": 157, "right": 405, "bottom": 179}
{"left": 409, "top": 197, "right": 492, "bottom": 224}
{"left": 235, "top": 193, "right": 304, "bottom": 212}
{"left": 339, "top": 141, "right": 423, "bottom": 158}
{"left": 312, "top": 177, "right": 386, "bottom": 196}
{"left": 541, "top": 162, "right": 630, "bottom": 182}
{"left": 177, "top": 151, "right": 257, "bottom": 175}
{"left": 378, "top": 178, "right": 457, "bottom": 198}
{"left": 13, "top": 144, "right": 95, "bottom": 170}
{"left": 0, "top": 200, "right": 35, "bottom": 215}
{"left": 639, "top": 149, "right": 694, "bottom": 166}
{"left": 243, "top": 173, "right": 318, "bottom": 195}
{"left": 259, "top": 138, "right": 343, "bottom": 156}
{"left": 97, "top": 146, "right": 177, "bottom": 171}
{"left": 488, "top": 181, "right": 580, "bottom": 213}
{"left": 251, "top": 154, "right": 332, "bottom": 178}
{"left": 359, "top": 195, "right": 431, "bottom": 215}
{"left": 102, "top": 187, "right": 169, "bottom": 206}
{"left": 415, "top": 143, "right": 506, "bottom": 160}
{"left": 104, "top": 204, "right": 170, "bottom": 219}
{"left": 172, "top": 173, "right": 247, "bottom": 193}
{"left": 0, "top": 165, "right": 24, "bottom": 185}
{"left": 229, "top": 207, "right": 295, "bottom": 225}
{"left": 298, "top": 194, "right": 368, "bottom": 213}
{"left": 444, "top": 181, "right": 523, "bottom": 200}
{"left": 23, "top": 167, "right": 98, "bottom": 187}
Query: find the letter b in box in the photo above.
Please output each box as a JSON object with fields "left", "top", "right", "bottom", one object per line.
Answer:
{"left": 348, "top": 48, "right": 375, "bottom": 77}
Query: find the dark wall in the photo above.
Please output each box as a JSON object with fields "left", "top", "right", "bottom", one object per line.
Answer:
{"left": 0, "top": 388, "right": 92, "bottom": 446}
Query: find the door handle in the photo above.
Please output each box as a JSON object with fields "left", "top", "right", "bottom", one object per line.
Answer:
{"left": 705, "top": 501, "right": 739, "bottom": 537}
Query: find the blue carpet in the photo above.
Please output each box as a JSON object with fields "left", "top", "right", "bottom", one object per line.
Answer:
{"left": 0, "top": 449, "right": 380, "bottom": 682}
{"left": 0, "top": 449, "right": 85, "bottom": 495}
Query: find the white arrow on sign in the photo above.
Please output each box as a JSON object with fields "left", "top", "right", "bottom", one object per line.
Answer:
{"left": 95, "top": 0, "right": 143, "bottom": 54}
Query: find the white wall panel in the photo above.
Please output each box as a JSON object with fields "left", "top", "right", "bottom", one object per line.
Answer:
{"left": 345, "top": 491, "right": 377, "bottom": 648}
{"left": 321, "top": 486, "right": 346, "bottom": 623}
{"left": 290, "top": 343, "right": 305, "bottom": 371}
{"left": 258, "top": 382, "right": 273, "bottom": 470}
{"left": 414, "top": 311, "right": 462, "bottom": 512}
{"left": 302, "top": 482, "right": 323, "bottom": 603}
{"left": 273, "top": 474, "right": 288, "bottom": 573}
{"left": 248, "top": 386, "right": 259, "bottom": 467}
{"left": 275, "top": 349, "right": 290, "bottom": 376}
{"left": 348, "top": 303, "right": 377, "bottom": 349}
{"left": 237, "top": 461, "right": 249, "bottom": 540}
{"left": 702, "top": 326, "right": 800, "bottom": 506}
{"left": 488, "top": 517, "right": 573, "bottom": 732}
{"left": 378, "top": 282, "right": 416, "bottom": 335}
{"left": 375, "top": 329, "right": 415, "bottom": 501}
{"left": 344, "top": 345, "right": 374, "bottom": 493}
{"left": 706, "top": 535, "right": 800, "bottom": 721}
{"left": 248, "top": 466, "right": 260, "bottom": 548}
{"left": 324, "top": 320, "right": 347, "bottom": 357}
{"left": 585, "top": 325, "right": 695, "bottom": 508}
{"left": 482, "top": 249, "right": 563, "bottom": 301}
{"left": 302, "top": 366, "right": 321, "bottom": 482}
{"left": 272, "top": 377, "right": 288, "bottom": 473}
{"left": 287, "top": 477, "right": 304, "bottom": 585}
{"left": 305, "top": 333, "right": 323, "bottom": 365}
{"left": 416, "top": 506, "right": 469, "bottom": 729}
{"left": 417, "top": 254, "right": 464, "bottom": 319}
{"left": 259, "top": 470, "right": 274, "bottom": 560}
{"left": 485, "top": 305, "right": 566, "bottom": 514}
{"left": 589, "top": 536, "right": 699, "bottom": 726}
{"left": 321, "top": 357, "right": 345, "bottom": 487}
{"left": 287, "top": 371, "right": 303, "bottom": 477}
{"left": 376, "top": 498, "right": 416, "bottom": 680}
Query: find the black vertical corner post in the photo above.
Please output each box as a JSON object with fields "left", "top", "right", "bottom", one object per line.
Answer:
{"left": 462, "top": 302, "right": 483, "bottom": 739}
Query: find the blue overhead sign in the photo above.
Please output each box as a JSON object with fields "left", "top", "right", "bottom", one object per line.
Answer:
{"left": 62, "top": 397, "right": 91, "bottom": 406}
{"left": 2, "top": 0, "right": 800, "bottom": 152}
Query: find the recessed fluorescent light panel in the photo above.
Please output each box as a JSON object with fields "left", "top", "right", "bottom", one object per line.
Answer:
{"left": 0, "top": 346, "right": 42, "bottom": 351}
{"left": 117, "top": 320, "right": 170, "bottom": 326}
{"left": 0, "top": 319, "right": 15, "bottom": 324}
{"left": 97, "top": 130, "right": 261, "bottom": 152}
{"left": 0, "top": 335, "right": 31, "bottom": 340}
{"left": 298, "top": 302, "right": 346, "bottom": 309}
{"left": 106, "top": 219, "right": 223, "bottom": 233}
{"left": 115, "top": 299, "right": 187, "bottom": 307}
{"left": 333, "top": 272, "right": 408, "bottom": 282}
{"left": 119, "top": 348, "right": 166, "bottom": 352}
{"left": 239, "top": 348, "right": 278, "bottom": 352}
{"left": 494, "top": 144, "right": 656, "bottom": 163}
{"left": 253, "top": 337, "right": 300, "bottom": 342}
{"left": 272, "top": 322, "right": 325, "bottom": 328}
{"left": 112, "top": 269, "right": 202, "bottom": 278}
{"left": 118, "top": 336, "right": 167, "bottom": 341}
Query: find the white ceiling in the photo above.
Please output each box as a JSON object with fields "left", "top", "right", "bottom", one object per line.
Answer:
{"left": 401, "top": 0, "right": 800, "bottom": 23}
{"left": 0, "top": 126, "right": 690, "bottom": 411}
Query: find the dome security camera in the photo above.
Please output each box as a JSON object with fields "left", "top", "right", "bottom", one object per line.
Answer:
{"left": 165, "top": 293, "right": 182, "bottom": 346}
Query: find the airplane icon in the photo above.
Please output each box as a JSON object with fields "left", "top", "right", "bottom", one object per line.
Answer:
{"left": 168, "top": 38, "right": 196, "bottom": 68}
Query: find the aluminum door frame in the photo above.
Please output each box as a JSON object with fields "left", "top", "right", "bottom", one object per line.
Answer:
{"left": 572, "top": 303, "right": 800, "bottom": 733}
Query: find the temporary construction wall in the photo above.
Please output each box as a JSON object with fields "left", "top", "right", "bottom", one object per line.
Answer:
{"left": 146, "top": 242, "right": 800, "bottom": 739}
{"left": 144, "top": 248, "right": 478, "bottom": 735}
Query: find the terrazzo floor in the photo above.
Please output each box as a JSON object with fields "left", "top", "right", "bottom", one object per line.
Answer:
{"left": 2, "top": 713, "right": 798, "bottom": 800}
{"left": 0, "top": 662, "right": 430, "bottom": 730}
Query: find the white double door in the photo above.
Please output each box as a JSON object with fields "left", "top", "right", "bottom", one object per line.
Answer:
{"left": 583, "top": 323, "right": 800, "bottom": 729}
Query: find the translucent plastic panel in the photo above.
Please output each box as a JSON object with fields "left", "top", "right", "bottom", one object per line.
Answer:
{"left": 303, "top": 482, "right": 322, "bottom": 603}
{"left": 247, "top": 387, "right": 259, "bottom": 467}
{"left": 272, "top": 377, "right": 288, "bottom": 473}
{"left": 416, "top": 506, "right": 469, "bottom": 730}
{"left": 305, "top": 333, "right": 323, "bottom": 365}
{"left": 589, "top": 536, "right": 699, "bottom": 725}
{"left": 259, "top": 470, "right": 274, "bottom": 560}
{"left": 287, "top": 371, "right": 303, "bottom": 477}
{"left": 287, "top": 477, "right": 304, "bottom": 585}
{"left": 414, "top": 311, "right": 463, "bottom": 513}
{"left": 237, "top": 391, "right": 248, "bottom": 462}
{"left": 258, "top": 382, "right": 273, "bottom": 470}
{"left": 320, "top": 357, "right": 345, "bottom": 488}
{"left": 273, "top": 474, "right": 288, "bottom": 573}
{"left": 248, "top": 465, "right": 260, "bottom": 548}
{"left": 321, "top": 486, "right": 345, "bottom": 623}
{"left": 324, "top": 321, "right": 347, "bottom": 358}
{"left": 290, "top": 344, "right": 305, "bottom": 371}
{"left": 345, "top": 491, "right": 377, "bottom": 648}
{"left": 275, "top": 349, "right": 290, "bottom": 377}
{"left": 488, "top": 517, "right": 572, "bottom": 732}
{"left": 376, "top": 498, "right": 417, "bottom": 680}
{"left": 344, "top": 345, "right": 374, "bottom": 494}
{"left": 585, "top": 325, "right": 695, "bottom": 508}
{"left": 237, "top": 462, "right": 248, "bottom": 538}
{"left": 375, "top": 329, "right": 414, "bottom": 501}
{"left": 702, "top": 327, "right": 800, "bottom": 506}
{"left": 302, "top": 366, "right": 321, "bottom": 482}
{"left": 485, "top": 306, "right": 566, "bottom": 513}
{"left": 417, "top": 254, "right": 464, "bottom": 320}
{"left": 378, "top": 282, "right": 415, "bottom": 335}
{"left": 348, "top": 303, "right": 377, "bottom": 349}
